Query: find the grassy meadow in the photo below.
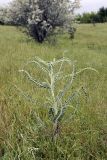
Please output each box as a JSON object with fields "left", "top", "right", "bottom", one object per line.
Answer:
{"left": 0, "top": 23, "right": 107, "bottom": 159}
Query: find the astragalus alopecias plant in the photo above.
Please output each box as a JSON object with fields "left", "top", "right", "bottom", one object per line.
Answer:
{"left": 19, "top": 56, "right": 97, "bottom": 142}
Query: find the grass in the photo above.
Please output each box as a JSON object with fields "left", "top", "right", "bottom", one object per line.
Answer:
{"left": 0, "top": 23, "right": 107, "bottom": 159}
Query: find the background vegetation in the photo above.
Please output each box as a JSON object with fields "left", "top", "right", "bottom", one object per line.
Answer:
{"left": 0, "top": 23, "right": 107, "bottom": 159}
{"left": 77, "top": 7, "right": 107, "bottom": 24}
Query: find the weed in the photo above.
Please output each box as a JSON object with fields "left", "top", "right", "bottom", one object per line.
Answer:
{"left": 19, "top": 56, "right": 98, "bottom": 142}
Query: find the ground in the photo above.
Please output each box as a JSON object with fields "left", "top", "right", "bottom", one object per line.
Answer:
{"left": 0, "top": 23, "right": 107, "bottom": 159}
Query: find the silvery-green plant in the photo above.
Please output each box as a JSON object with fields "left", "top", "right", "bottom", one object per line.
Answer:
{"left": 19, "top": 56, "right": 98, "bottom": 141}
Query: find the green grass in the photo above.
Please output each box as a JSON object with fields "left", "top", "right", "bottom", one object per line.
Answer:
{"left": 0, "top": 23, "right": 107, "bottom": 159}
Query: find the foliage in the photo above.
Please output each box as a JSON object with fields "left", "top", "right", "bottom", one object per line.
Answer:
{"left": 27, "top": 0, "right": 80, "bottom": 42}
{"left": 19, "top": 56, "right": 98, "bottom": 142}
{"left": 76, "top": 7, "right": 107, "bottom": 24}
{"left": 0, "top": 7, "right": 9, "bottom": 24}
{"left": 0, "top": 1, "right": 30, "bottom": 25}
{"left": 98, "top": 7, "right": 107, "bottom": 22}
{"left": 0, "top": 0, "right": 80, "bottom": 42}
{"left": 8, "top": 0, "right": 30, "bottom": 25}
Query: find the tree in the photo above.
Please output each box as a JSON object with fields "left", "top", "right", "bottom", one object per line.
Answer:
{"left": 7, "top": 0, "right": 30, "bottom": 25}
{"left": 1, "top": 0, "right": 80, "bottom": 42}
{"left": 0, "top": 7, "right": 8, "bottom": 24}
{"left": 98, "top": 7, "right": 107, "bottom": 22}
{"left": 27, "top": 0, "right": 80, "bottom": 42}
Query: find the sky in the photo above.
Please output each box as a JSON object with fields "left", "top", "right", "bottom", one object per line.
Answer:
{"left": 78, "top": 0, "right": 107, "bottom": 13}
{"left": 0, "top": 0, "right": 107, "bottom": 13}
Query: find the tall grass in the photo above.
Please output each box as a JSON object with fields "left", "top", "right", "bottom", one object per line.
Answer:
{"left": 0, "top": 24, "right": 107, "bottom": 159}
